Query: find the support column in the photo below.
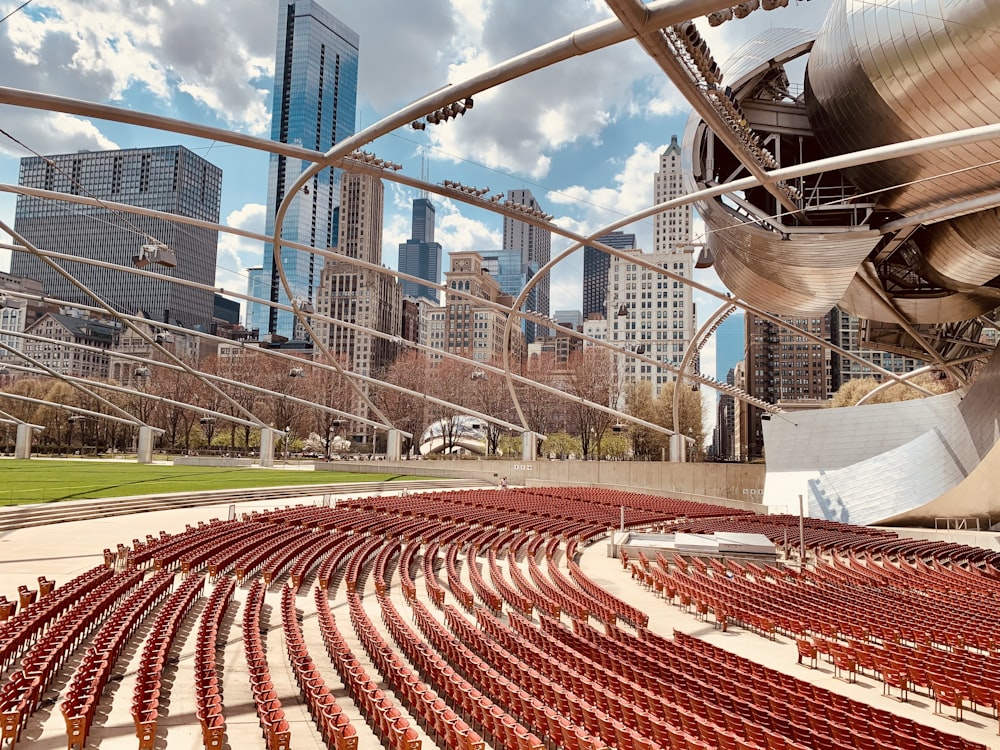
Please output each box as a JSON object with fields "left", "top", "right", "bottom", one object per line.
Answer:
{"left": 521, "top": 431, "right": 537, "bottom": 461}
{"left": 669, "top": 433, "right": 687, "bottom": 463}
{"left": 259, "top": 429, "right": 275, "bottom": 468}
{"left": 14, "top": 423, "right": 32, "bottom": 460}
{"left": 136, "top": 426, "right": 154, "bottom": 464}
{"left": 387, "top": 430, "right": 402, "bottom": 462}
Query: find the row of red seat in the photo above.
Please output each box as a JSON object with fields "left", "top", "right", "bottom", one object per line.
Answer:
{"left": 378, "top": 534, "right": 564, "bottom": 749}
{"left": 314, "top": 537, "right": 405, "bottom": 748}
{"left": 234, "top": 527, "right": 312, "bottom": 583}
{"left": 442, "top": 602, "right": 638, "bottom": 749}
{"left": 567, "top": 557, "right": 648, "bottom": 628}
{"left": 316, "top": 534, "right": 367, "bottom": 591}
{"left": 656, "top": 556, "right": 1000, "bottom": 704}
{"left": 810, "top": 633, "right": 1000, "bottom": 719}
{"left": 487, "top": 547, "right": 535, "bottom": 615}
{"left": 242, "top": 579, "right": 291, "bottom": 750}
{"left": 194, "top": 575, "right": 235, "bottom": 750}
{"left": 346, "top": 541, "right": 435, "bottom": 749}
{"left": 280, "top": 584, "right": 360, "bottom": 749}
{"left": 59, "top": 571, "right": 174, "bottom": 750}
{"left": 148, "top": 520, "right": 240, "bottom": 571}
{"left": 667, "top": 630, "right": 985, "bottom": 750}
{"left": 132, "top": 573, "right": 204, "bottom": 748}
{"left": 288, "top": 531, "right": 346, "bottom": 591}
{"left": 0, "top": 565, "right": 110, "bottom": 673}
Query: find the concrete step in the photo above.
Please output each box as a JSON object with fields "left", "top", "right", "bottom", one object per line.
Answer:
{"left": 0, "top": 479, "right": 482, "bottom": 532}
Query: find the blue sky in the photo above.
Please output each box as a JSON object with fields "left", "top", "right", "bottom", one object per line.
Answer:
{"left": 0, "top": 0, "right": 831, "bottom": 389}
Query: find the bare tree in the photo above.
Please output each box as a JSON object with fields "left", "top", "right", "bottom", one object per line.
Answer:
{"left": 563, "top": 349, "right": 624, "bottom": 459}
{"left": 515, "top": 353, "right": 562, "bottom": 438}
{"left": 301, "top": 358, "right": 357, "bottom": 458}
{"left": 625, "top": 380, "right": 662, "bottom": 460}
{"left": 208, "top": 352, "right": 262, "bottom": 452}
{"left": 377, "top": 349, "right": 432, "bottom": 456}
{"left": 468, "top": 356, "right": 515, "bottom": 455}
{"left": 425, "top": 357, "right": 476, "bottom": 455}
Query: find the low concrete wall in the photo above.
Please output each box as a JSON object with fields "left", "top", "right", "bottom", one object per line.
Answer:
{"left": 878, "top": 526, "right": 1000, "bottom": 552}
{"left": 317, "top": 459, "right": 766, "bottom": 513}
{"left": 174, "top": 456, "right": 255, "bottom": 468}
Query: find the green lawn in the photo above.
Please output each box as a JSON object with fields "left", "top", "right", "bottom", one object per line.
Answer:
{"left": 0, "top": 460, "right": 416, "bottom": 504}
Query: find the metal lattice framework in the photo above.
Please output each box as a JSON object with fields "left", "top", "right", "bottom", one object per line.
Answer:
{"left": 1, "top": 0, "right": 996, "bottom": 462}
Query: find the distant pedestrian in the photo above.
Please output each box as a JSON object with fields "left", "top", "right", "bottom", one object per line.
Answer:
{"left": 500, "top": 476, "right": 508, "bottom": 490}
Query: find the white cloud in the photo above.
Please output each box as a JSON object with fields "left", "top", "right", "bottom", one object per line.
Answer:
{"left": 436, "top": 199, "right": 501, "bottom": 252}
{"left": 215, "top": 202, "right": 266, "bottom": 296}
{"left": 1, "top": 1, "right": 275, "bottom": 136}
{"left": 547, "top": 141, "right": 668, "bottom": 249}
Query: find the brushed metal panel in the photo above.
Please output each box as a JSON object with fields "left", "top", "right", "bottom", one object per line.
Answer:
{"left": 839, "top": 272, "right": 998, "bottom": 324}
{"left": 921, "top": 209, "right": 1000, "bottom": 289}
{"left": 807, "top": 0, "right": 1000, "bottom": 215}
{"left": 704, "top": 200, "right": 880, "bottom": 315}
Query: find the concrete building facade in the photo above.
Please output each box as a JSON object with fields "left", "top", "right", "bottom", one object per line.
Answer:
{"left": 607, "top": 248, "right": 697, "bottom": 399}
{"left": 314, "top": 173, "right": 401, "bottom": 381}
{"left": 583, "top": 231, "right": 636, "bottom": 319}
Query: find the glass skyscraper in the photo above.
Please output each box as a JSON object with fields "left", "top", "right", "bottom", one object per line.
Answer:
{"left": 582, "top": 230, "right": 636, "bottom": 319}
{"left": 481, "top": 249, "right": 538, "bottom": 343}
{"left": 11, "top": 146, "right": 221, "bottom": 331}
{"left": 502, "top": 189, "right": 551, "bottom": 331}
{"left": 254, "top": 0, "right": 359, "bottom": 339}
{"left": 398, "top": 197, "right": 442, "bottom": 304}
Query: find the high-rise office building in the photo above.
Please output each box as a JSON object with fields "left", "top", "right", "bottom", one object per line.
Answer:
{"left": 745, "top": 312, "right": 832, "bottom": 459}
{"left": 244, "top": 267, "right": 265, "bottom": 331}
{"left": 654, "top": 135, "right": 693, "bottom": 250}
{"left": 0, "top": 272, "right": 47, "bottom": 361}
{"left": 256, "top": 0, "right": 359, "bottom": 339}
{"left": 649, "top": 134, "right": 697, "bottom": 379}
{"left": 607, "top": 248, "right": 698, "bottom": 399}
{"left": 11, "top": 146, "right": 221, "bottom": 331}
{"left": 502, "top": 189, "right": 551, "bottom": 339}
{"left": 583, "top": 231, "right": 636, "bottom": 319}
{"left": 437, "top": 251, "right": 524, "bottom": 363}
{"left": 398, "top": 197, "right": 443, "bottom": 303}
{"left": 315, "top": 173, "right": 401, "bottom": 380}
{"left": 713, "top": 369, "right": 737, "bottom": 461}
{"left": 480, "top": 249, "right": 537, "bottom": 343}
{"left": 711, "top": 311, "right": 744, "bottom": 461}
{"left": 828, "top": 308, "right": 924, "bottom": 390}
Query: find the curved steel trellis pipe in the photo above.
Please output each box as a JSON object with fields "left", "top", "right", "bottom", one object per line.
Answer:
{"left": 6, "top": 49, "right": 1000, "bottom": 441}
{"left": 266, "top": 1, "right": 738, "bottom": 405}
{"left": 0, "top": 190, "right": 682, "bottom": 439}
{"left": 6, "top": 101, "right": 1000, "bottom": 416}
{"left": 0, "top": 389, "right": 166, "bottom": 432}
{"left": 853, "top": 354, "right": 986, "bottom": 407}
{"left": 496, "top": 115, "right": 1000, "bottom": 430}
{"left": 0, "top": 406, "right": 43, "bottom": 430}
{"left": 0, "top": 329, "right": 399, "bottom": 435}
{"left": 0, "top": 363, "right": 259, "bottom": 429}
{"left": 671, "top": 300, "right": 740, "bottom": 456}
{"left": 0, "top": 290, "right": 527, "bottom": 435}
{"left": 0, "top": 338, "right": 148, "bottom": 428}
{"left": 0, "top": 218, "right": 275, "bottom": 436}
